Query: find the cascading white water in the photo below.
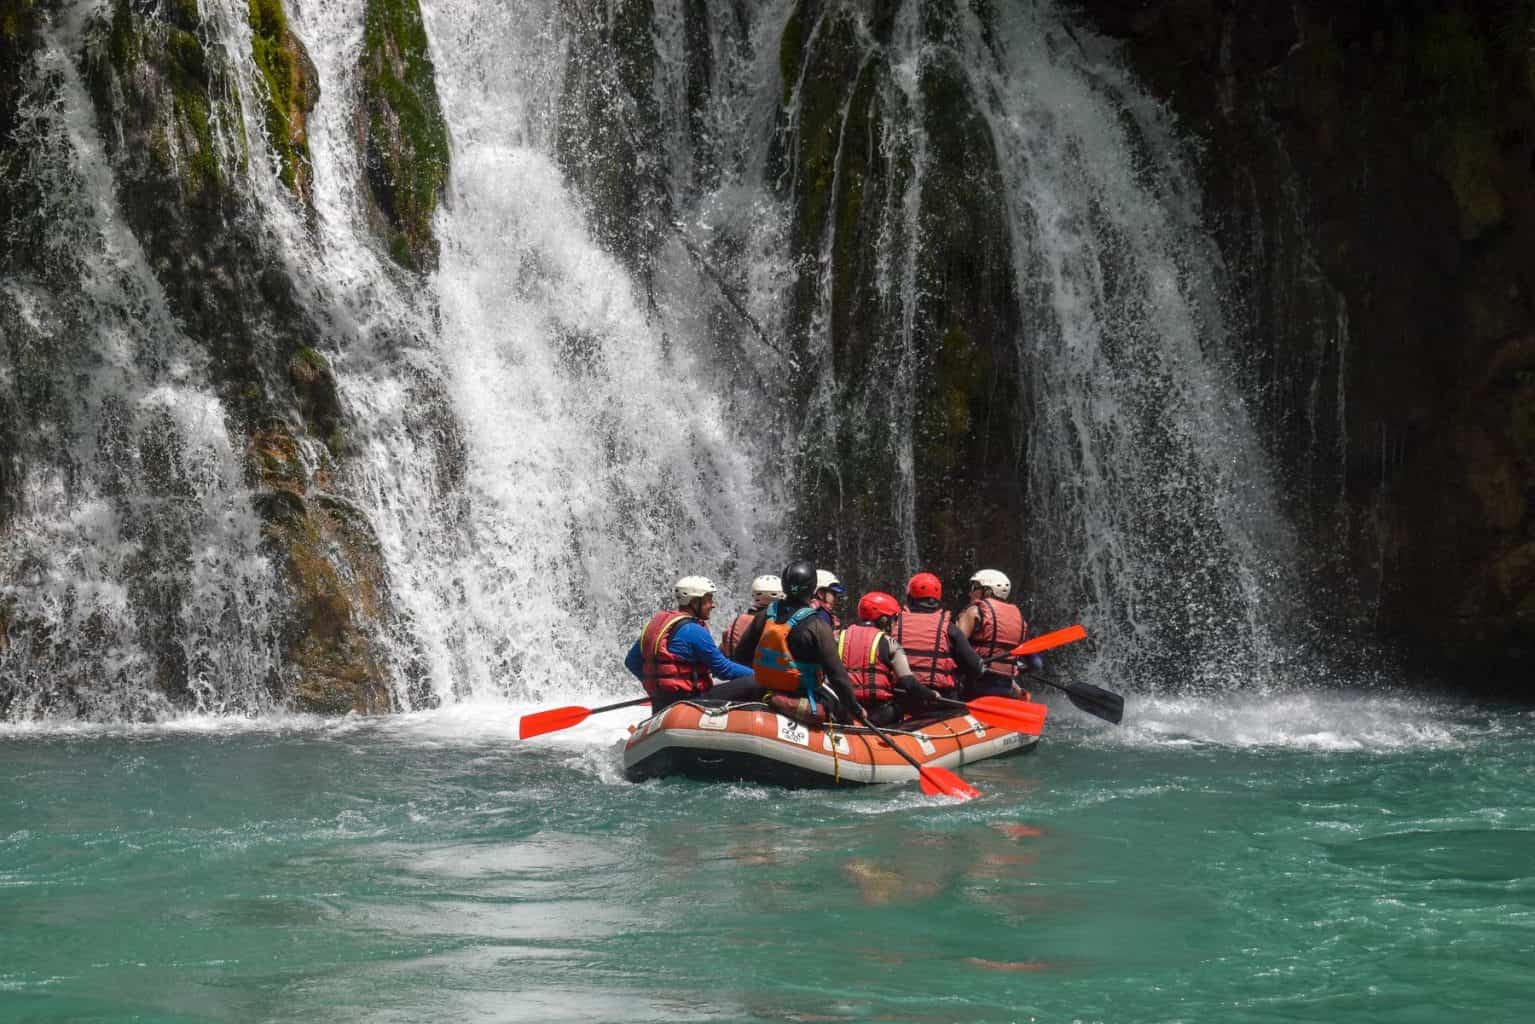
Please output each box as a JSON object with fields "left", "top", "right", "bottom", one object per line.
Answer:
{"left": 270, "top": 0, "right": 783, "bottom": 705}
{"left": 0, "top": 8, "right": 284, "bottom": 719}
{"left": 3, "top": 0, "right": 1322, "bottom": 720}
{"left": 965, "top": 2, "right": 1303, "bottom": 689}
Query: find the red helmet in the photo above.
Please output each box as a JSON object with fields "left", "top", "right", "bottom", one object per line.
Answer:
{"left": 857, "top": 591, "right": 901, "bottom": 623}
{"left": 906, "top": 572, "right": 942, "bottom": 601}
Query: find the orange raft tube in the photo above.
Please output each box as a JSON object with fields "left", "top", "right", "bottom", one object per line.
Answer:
{"left": 623, "top": 699, "right": 1045, "bottom": 787}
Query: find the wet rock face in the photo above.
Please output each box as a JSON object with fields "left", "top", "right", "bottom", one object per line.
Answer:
{"left": 0, "top": 1, "right": 40, "bottom": 533}
{"left": 1072, "top": 0, "right": 1535, "bottom": 677}
{"left": 249, "top": 0, "right": 320, "bottom": 211}
{"left": 0, "top": 0, "right": 432, "bottom": 718}
{"left": 358, "top": 0, "right": 450, "bottom": 272}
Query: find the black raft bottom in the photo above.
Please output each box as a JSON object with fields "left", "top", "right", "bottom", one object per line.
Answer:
{"left": 624, "top": 733, "right": 1038, "bottom": 789}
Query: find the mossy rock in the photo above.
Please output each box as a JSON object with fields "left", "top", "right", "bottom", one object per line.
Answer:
{"left": 250, "top": 423, "right": 310, "bottom": 493}
{"left": 249, "top": 0, "right": 320, "bottom": 209}
{"left": 258, "top": 483, "right": 396, "bottom": 714}
{"left": 287, "top": 347, "right": 343, "bottom": 452}
{"left": 554, "top": 0, "right": 668, "bottom": 286}
{"left": 358, "top": 0, "right": 450, "bottom": 272}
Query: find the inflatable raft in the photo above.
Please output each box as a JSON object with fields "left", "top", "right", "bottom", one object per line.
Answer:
{"left": 623, "top": 699, "right": 1045, "bottom": 787}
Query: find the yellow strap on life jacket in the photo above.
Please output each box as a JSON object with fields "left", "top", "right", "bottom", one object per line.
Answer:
{"left": 646, "top": 612, "right": 692, "bottom": 659}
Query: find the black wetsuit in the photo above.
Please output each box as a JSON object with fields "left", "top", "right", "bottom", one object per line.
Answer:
{"left": 732, "top": 601, "right": 863, "bottom": 723}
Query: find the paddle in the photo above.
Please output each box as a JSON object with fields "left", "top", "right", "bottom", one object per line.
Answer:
{"left": 1028, "top": 673, "right": 1124, "bottom": 725}
{"left": 518, "top": 696, "right": 651, "bottom": 739}
{"left": 937, "top": 696, "right": 1047, "bottom": 736}
{"left": 842, "top": 692, "right": 980, "bottom": 800}
{"left": 1011, "top": 623, "right": 1087, "bottom": 657}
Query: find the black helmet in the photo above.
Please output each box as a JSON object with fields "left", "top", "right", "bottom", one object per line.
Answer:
{"left": 781, "top": 560, "right": 817, "bottom": 601}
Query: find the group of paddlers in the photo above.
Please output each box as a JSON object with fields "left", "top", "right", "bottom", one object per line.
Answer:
{"left": 624, "top": 561, "right": 1039, "bottom": 727}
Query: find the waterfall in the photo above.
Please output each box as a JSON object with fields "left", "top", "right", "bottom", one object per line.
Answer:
{"left": 970, "top": 4, "right": 1304, "bottom": 689}
{"left": 2, "top": 0, "right": 1319, "bottom": 720}
{"left": 279, "top": 0, "right": 782, "bottom": 705}
{"left": 0, "top": 8, "right": 285, "bottom": 719}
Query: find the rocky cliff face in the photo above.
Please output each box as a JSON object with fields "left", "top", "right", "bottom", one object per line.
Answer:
{"left": 5, "top": 0, "right": 1530, "bottom": 716}
{"left": 1071, "top": 0, "right": 1535, "bottom": 681}
{"left": 1, "top": 0, "right": 449, "bottom": 716}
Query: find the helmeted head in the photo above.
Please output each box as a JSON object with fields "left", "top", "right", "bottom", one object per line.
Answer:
{"left": 781, "top": 561, "right": 817, "bottom": 602}
{"left": 906, "top": 572, "right": 942, "bottom": 602}
{"left": 674, "top": 575, "right": 718, "bottom": 619}
{"left": 856, "top": 591, "right": 901, "bottom": 628}
{"left": 814, "top": 569, "right": 845, "bottom": 607}
{"left": 750, "top": 574, "right": 785, "bottom": 609}
{"left": 968, "top": 569, "right": 1012, "bottom": 601}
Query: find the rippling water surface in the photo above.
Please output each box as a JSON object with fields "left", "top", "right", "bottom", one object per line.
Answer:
{"left": 4, "top": 690, "right": 1533, "bottom": 1022}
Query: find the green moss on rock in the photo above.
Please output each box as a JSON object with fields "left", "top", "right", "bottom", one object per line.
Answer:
{"left": 249, "top": 0, "right": 320, "bottom": 209}
{"left": 359, "top": 0, "right": 450, "bottom": 272}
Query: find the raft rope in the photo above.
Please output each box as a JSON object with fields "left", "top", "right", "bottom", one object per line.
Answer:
{"left": 827, "top": 721, "right": 841, "bottom": 784}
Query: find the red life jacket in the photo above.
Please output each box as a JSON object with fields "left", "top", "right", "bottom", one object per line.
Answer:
{"left": 639, "top": 610, "right": 710, "bottom": 697}
{"left": 896, "top": 608, "right": 958, "bottom": 693}
{"left": 721, "top": 611, "right": 755, "bottom": 660}
{"left": 970, "top": 599, "right": 1026, "bottom": 678}
{"left": 837, "top": 624, "right": 896, "bottom": 705}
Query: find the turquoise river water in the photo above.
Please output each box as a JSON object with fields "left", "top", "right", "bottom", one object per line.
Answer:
{"left": 3, "top": 688, "right": 1533, "bottom": 1023}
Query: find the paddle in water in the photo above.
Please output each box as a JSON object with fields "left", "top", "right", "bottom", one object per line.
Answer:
{"left": 1001, "top": 623, "right": 1122, "bottom": 723}
{"left": 1028, "top": 674, "right": 1124, "bottom": 725}
{"left": 844, "top": 695, "right": 981, "bottom": 800}
{"left": 519, "top": 696, "right": 651, "bottom": 740}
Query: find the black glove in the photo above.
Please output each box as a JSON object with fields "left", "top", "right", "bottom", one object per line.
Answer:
{"left": 896, "top": 676, "right": 941, "bottom": 705}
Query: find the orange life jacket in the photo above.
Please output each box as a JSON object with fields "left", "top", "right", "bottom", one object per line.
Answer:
{"left": 639, "top": 610, "right": 710, "bottom": 696}
{"left": 753, "top": 601, "right": 821, "bottom": 700}
{"left": 896, "top": 608, "right": 958, "bottom": 693}
{"left": 837, "top": 624, "right": 896, "bottom": 705}
{"left": 721, "top": 611, "right": 755, "bottom": 660}
{"left": 970, "top": 598, "right": 1026, "bottom": 678}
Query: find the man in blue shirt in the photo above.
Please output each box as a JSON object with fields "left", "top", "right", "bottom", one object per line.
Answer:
{"left": 626, "top": 576, "right": 758, "bottom": 712}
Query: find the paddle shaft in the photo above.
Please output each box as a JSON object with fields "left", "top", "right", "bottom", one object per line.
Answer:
{"left": 589, "top": 696, "right": 653, "bottom": 715}
{"left": 845, "top": 698, "right": 976, "bottom": 797}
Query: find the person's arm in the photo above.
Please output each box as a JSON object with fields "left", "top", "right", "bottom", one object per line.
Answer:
{"left": 879, "top": 634, "right": 918, "bottom": 689}
{"left": 624, "top": 639, "right": 644, "bottom": 681}
{"left": 807, "top": 618, "right": 860, "bottom": 719}
{"left": 947, "top": 622, "right": 984, "bottom": 681}
{"left": 673, "top": 621, "right": 753, "bottom": 680}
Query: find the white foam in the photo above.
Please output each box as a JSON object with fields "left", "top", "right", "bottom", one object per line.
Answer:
{"left": 1066, "top": 690, "right": 1497, "bottom": 753}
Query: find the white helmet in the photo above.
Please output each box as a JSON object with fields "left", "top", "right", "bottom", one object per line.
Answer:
{"left": 815, "top": 569, "right": 845, "bottom": 595}
{"left": 674, "top": 575, "right": 717, "bottom": 603}
{"left": 969, "top": 569, "right": 1012, "bottom": 600}
{"left": 750, "top": 574, "right": 785, "bottom": 607}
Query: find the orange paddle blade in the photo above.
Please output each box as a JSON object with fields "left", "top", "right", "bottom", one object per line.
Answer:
{"left": 518, "top": 705, "right": 591, "bottom": 739}
{"left": 917, "top": 765, "right": 981, "bottom": 800}
{"left": 519, "top": 696, "right": 652, "bottom": 739}
{"left": 966, "top": 697, "right": 1048, "bottom": 736}
{"left": 1011, "top": 624, "right": 1087, "bottom": 657}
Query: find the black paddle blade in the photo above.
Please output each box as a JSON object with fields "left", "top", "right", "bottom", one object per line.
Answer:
{"left": 1066, "top": 683, "right": 1124, "bottom": 724}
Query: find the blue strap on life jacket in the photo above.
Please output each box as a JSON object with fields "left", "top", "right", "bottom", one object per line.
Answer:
{"left": 763, "top": 602, "right": 823, "bottom": 708}
{"left": 784, "top": 606, "right": 820, "bottom": 709}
